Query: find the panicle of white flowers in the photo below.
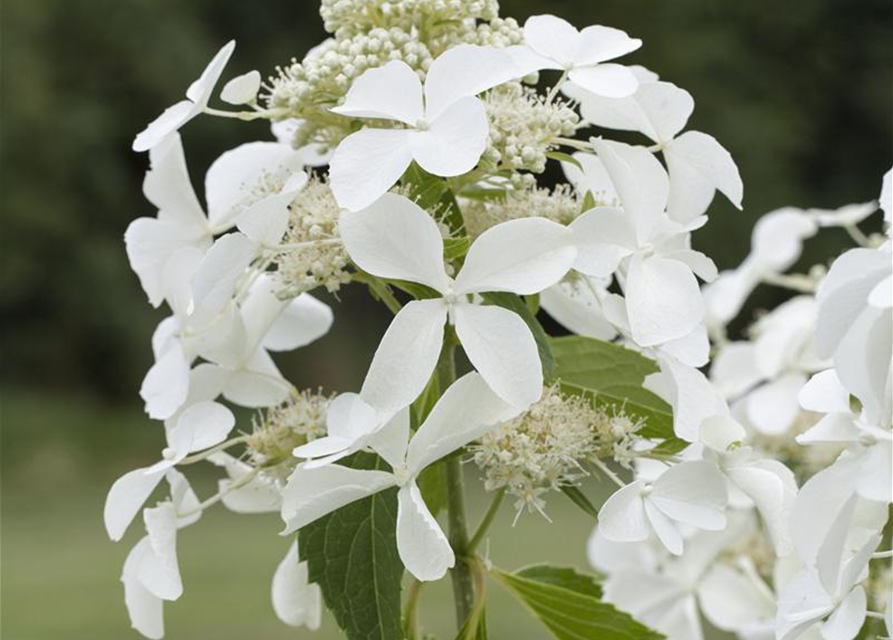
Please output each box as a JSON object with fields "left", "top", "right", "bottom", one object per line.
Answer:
{"left": 480, "top": 83, "right": 579, "bottom": 174}
{"left": 748, "top": 409, "right": 845, "bottom": 482}
{"left": 472, "top": 386, "right": 608, "bottom": 518}
{"left": 463, "top": 183, "right": 582, "bottom": 237}
{"left": 274, "top": 177, "right": 350, "bottom": 296}
{"left": 245, "top": 388, "right": 332, "bottom": 475}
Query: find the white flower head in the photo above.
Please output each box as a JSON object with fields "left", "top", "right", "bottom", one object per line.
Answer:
{"left": 133, "top": 41, "right": 235, "bottom": 152}
{"left": 340, "top": 193, "right": 577, "bottom": 410}
{"left": 597, "top": 460, "right": 729, "bottom": 555}
{"left": 328, "top": 45, "right": 519, "bottom": 211}
{"left": 281, "top": 372, "right": 521, "bottom": 581}
{"left": 508, "top": 15, "right": 641, "bottom": 98}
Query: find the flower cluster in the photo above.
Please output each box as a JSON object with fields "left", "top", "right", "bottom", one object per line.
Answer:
{"left": 109, "top": 1, "right": 892, "bottom": 639}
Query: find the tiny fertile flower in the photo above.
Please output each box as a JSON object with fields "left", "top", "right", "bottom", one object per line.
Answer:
{"left": 328, "top": 45, "right": 518, "bottom": 211}
{"left": 340, "top": 193, "right": 577, "bottom": 410}
{"left": 567, "top": 72, "right": 743, "bottom": 222}
{"left": 597, "top": 460, "right": 728, "bottom": 555}
{"left": 508, "top": 14, "right": 641, "bottom": 98}
{"left": 133, "top": 41, "right": 235, "bottom": 152}
{"left": 281, "top": 372, "right": 521, "bottom": 581}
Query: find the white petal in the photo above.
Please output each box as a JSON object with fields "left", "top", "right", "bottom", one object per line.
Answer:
{"left": 834, "top": 304, "right": 891, "bottom": 426}
{"left": 325, "top": 392, "right": 381, "bottom": 441}
{"left": 133, "top": 100, "right": 195, "bottom": 153}
{"left": 411, "top": 97, "right": 489, "bottom": 177}
{"left": 263, "top": 294, "right": 333, "bottom": 352}
{"left": 710, "top": 341, "right": 763, "bottom": 399}
{"left": 868, "top": 273, "right": 892, "bottom": 308}
{"left": 292, "top": 436, "right": 355, "bottom": 463}
{"left": 280, "top": 465, "right": 396, "bottom": 534}
{"left": 523, "top": 14, "right": 580, "bottom": 67}
{"left": 175, "top": 400, "right": 234, "bottom": 452}
{"left": 121, "top": 539, "right": 165, "bottom": 639}
{"left": 591, "top": 138, "right": 669, "bottom": 222}
{"left": 331, "top": 60, "right": 423, "bottom": 125}
{"left": 664, "top": 131, "right": 743, "bottom": 222}
{"left": 561, "top": 152, "right": 618, "bottom": 204}
{"left": 569, "top": 64, "right": 638, "bottom": 99}
{"left": 190, "top": 232, "right": 258, "bottom": 326}
{"left": 220, "top": 70, "right": 261, "bottom": 105}
{"left": 646, "top": 356, "right": 728, "bottom": 442}
{"left": 650, "top": 460, "right": 728, "bottom": 530}
{"left": 452, "top": 302, "right": 543, "bottom": 409}
{"left": 700, "top": 415, "right": 746, "bottom": 452}
{"left": 643, "top": 498, "right": 684, "bottom": 555}
{"left": 569, "top": 207, "right": 637, "bottom": 278}
{"left": 455, "top": 217, "right": 576, "bottom": 295}
{"left": 539, "top": 279, "right": 618, "bottom": 340}
{"left": 124, "top": 217, "right": 205, "bottom": 307}
{"left": 626, "top": 254, "right": 703, "bottom": 346}
{"left": 575, "top": 25, "right": 642, "bottom": 66}
{"left": 205, "top": 141, "right": 308, "bottom": 229}
{"left": 339, "top": 193, "right": 450, "bottom": 292}
{"left": 840, "top": 533, "right": 882, "bottom": 595}
{"left": 576, "top": 80, "right": 693, "bottom": 144}
{"left": 662, "top": 249, "right": 717, "bottom": 282}
{"left": 367, "top": 408, "right": 411, "bottom": 470}
{"left": 396, "top": 483, "right": 455, "bottom": 581}
{"left": 105, "top": 467, "right": 166, "bottom": 541}
{"left": 140, "top": 342, "right": 190, "bottom": 420}
{"left": 750, "top": 207, "right": 818, "bottom": 272}
{"left": 271, "top": 542, "right": 322, "bottom": 629}
{"left": 142, "top": 133, "right": 207, "bottom": 230}
{"left": 236, "top": 188, "right": 298, "bottom": 246}
{"left": 880, "top": 167, "right": 892, "bottom": 224}
{"left": 185, "top": 40, "right": 236, "bottom": 107}
{"left": 597, "top": 480, "right": 650, "bottom": 543}
{"left": 423, "top": 45, "right": 519, "bottom": 121}
{"left": 138, "top": 503, "right": 182, "bottom": 600}
{"left": 221, "top": 352, "right": 290, "bottom": 408}
{"left": 328, "top": 128, "right": 413, "bottom": 212}
{"left": 821, "top": 587, "right": 866, "bottom": 640}
{"left": 776, "top": 569, "right": 835, "bottom": 640}
{"left": 797, "top": 413, "right": 861, "bottom": 445}
{"left": 504, "top": 44, "right": 559, "bottom": 76}
{"left": 360, "top": 299, "right": 448, "bottom": 413}
{"left": 798, "top": 369, "right": 851, "bottom": 414}
{"left": 726, "top": 459, "right": 797, "bottom": 556}
{"left": 745, "top": 373, "right": 806, "bottom": 436}
{"left": 660, "top": 323, "right": 710, "bottom": 368}
{"left": 698, "top": 564, "right": 775, "bottom": 631}
{"left": 407, "top": 372, "right": 521, "bottom": 474}
{"left": 857, "top": 442, "right": 893, "bottom": 503}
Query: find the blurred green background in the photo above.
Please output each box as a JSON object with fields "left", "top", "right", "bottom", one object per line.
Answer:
{"left": 1, "top": 1, "right": 890, "bottom": 639}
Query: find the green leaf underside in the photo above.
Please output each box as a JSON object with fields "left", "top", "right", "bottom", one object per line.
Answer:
{"left": 495, "top": 567, "right": 665, "bottom": 640}
{"left": 550, "top": 336, "right": 674, "bottom": 441}
{"left": 482, "top": 291, "right": 555, "bottom": 379}
{"left": 560, "top": 485, "right": 600, "bottom": 520}
{"left": 417, "top": 460, "right": 448, "bottom": 517}
{"left": 515, "top": 565, "right": 604, "bottom": 600}
{"left": 444, "top": 236, "right": 471, "bottom": 260}
{"left": 299, "top": 452, "right": 404, "bottom": 640}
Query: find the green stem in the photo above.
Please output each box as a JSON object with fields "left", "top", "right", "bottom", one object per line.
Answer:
{"left": 352, "top": 272, "right": 402, "bottom": 314}
{"left": 439, "top": 342, "right": 476, "bottom": 628}
{"left": 403, "top": 579, "right": 424, "bottom": 640}
{"left": 467, "top": 488, "right": 505, "bottom": 553}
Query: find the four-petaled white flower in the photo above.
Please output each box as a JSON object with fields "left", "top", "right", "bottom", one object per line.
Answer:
{"left": 597, "top": 460, "right": 728, "bottom": 555}
{"left": 328, "top": 45, "right": 518, "bottom": 211}
{"left": 339, "top": 193, "right": 577, "bottom": 410}
{"left": 566, "top": 69, "right": 743, "bottom": 222}
{"left": 508, "top": 14, "right": 641, "bottom": 98}
{"left": 280, "top": 372, "right": 521, "bottom": 581}
{"left": 133, "top": 41, "right": 235, "bottom": 152}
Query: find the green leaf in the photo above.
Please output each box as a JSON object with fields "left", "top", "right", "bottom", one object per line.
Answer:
{"left": 525, "top": 292, "right": 540, "bottom": 315}
{"left": 387, "top": 278, "right": 441, "bottom": 300}
{"left": 459, "top": 184, "right": 508, "bottom": 202}
{"left": 444, "top": 236, "right": 471, "bottom": 261}
{"left": 560, "top": 485, "right": 599, "bottom": 520}
{"left": 298, "top": 452, "right": 404, "bottom": 640}
{"left": 482, "top": 292, "right": 554, "bottom": 379}
{"left": 416, "top": 460, "right": 447, "bottom": 517}
{"left": 401, "top": 162, "right": 464, "bottom": 234}
{"left": 546, "top": 151, "right": 582, "bottom": 169}
{"left": 493, "top": 566, "right": 664, "bottom": 640}
{"left": 550, "top": 336, "right": 674, "bottom": 441}
{"left": 514, "top": 565, "right": 603, "bottom": 600}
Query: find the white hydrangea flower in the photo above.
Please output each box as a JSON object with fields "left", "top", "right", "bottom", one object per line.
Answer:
{"left": 508, "top": 14, "right": 641, "bottom": 98}
{"left": 340, "top": 193, "right": 576, "bottom": 410}
{"left": 133, "top": 41, "right": 235, "bottom": 152}
{"left": 328, "top": 45, "right": 518, "bottom": 211}
{"left": 281, "top": 372, "right": 521, "bottom": 581}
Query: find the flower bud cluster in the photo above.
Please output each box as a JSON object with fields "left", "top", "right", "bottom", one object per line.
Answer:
{"left": 463, "top": 183, "right": 581, "bottom": 237}
{"left": 246, "top": 388, "right": 332, "bottom": 476}
{"left": 471, "top": 386, "right": 633, "bottom": 518}
{"left": 482, "top": 83, "right": 579, "bottom": 174}
{"left": 319, "top": 0, "right": 500, "bottom": 39}
{"left": 274, "top": 177, "right": 351, "bottom": 296}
